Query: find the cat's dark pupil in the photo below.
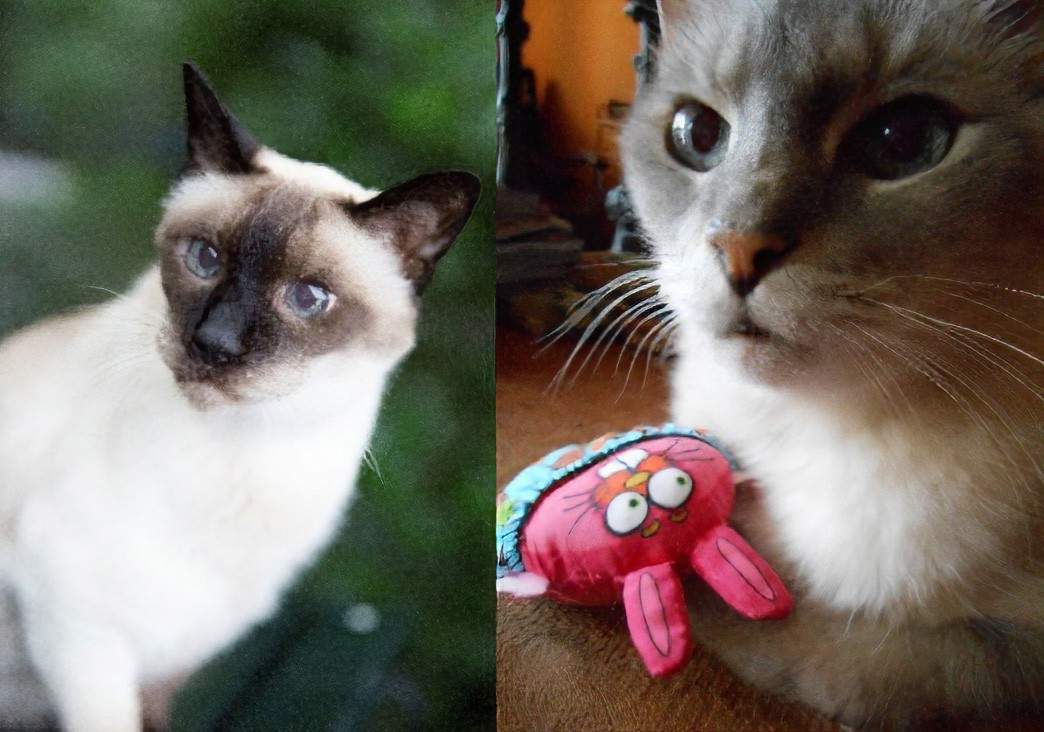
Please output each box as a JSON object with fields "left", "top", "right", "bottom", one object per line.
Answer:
{"left": 198, "top": 245, "right": 218, "bottom": 270}
{"left": 879, "top": 117, "right": 927, "bottom": 163}
{"left": 628, "top": 498, "right": 639, "bottom": 508}
{"left": 849, "top": 96, "right": 957, "bottom": 179}
{"left": 691, "top": 107, "right": 722, "bottom": 153}
{"left": 676, "top": 476, "right": 686, "bottom": 485}
{"left": 294, "top": 284, "right": 318, "bottom": 310}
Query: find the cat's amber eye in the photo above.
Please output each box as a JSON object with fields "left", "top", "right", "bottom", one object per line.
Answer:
{"left": 845, "top": 95, "right": 958, "bottom": 181}
{"left": 286, "top": 281, "right": 334, "bottom": 319}
{"left": 667, "top": 100, "right": 730, "bottom": 172}
{"left": 185, "top": 238, "right": 221, "bottom": 279}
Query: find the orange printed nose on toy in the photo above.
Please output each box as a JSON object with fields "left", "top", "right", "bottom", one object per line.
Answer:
{"left": 496, "top": 425, "right": 793, "bottom": 678}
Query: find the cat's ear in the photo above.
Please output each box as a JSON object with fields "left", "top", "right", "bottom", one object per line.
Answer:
{"left": 347, "top": 172, "right": 481, "bottom": 293}
{"left": 182, "top": 62, "right": 259, "bottom": 175}
{"left": 656, "top": 0, "right": 691, "bottom": 46}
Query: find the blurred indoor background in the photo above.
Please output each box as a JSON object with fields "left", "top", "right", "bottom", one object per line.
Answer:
{"left": 0, "top": 1, "right": 494, "bottom": 729}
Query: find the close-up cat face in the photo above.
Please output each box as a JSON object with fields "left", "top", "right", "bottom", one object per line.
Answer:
{"left": 622, "top": 0, "right": 1044, "bottom": 403}
{"left": 156, "top": 65, "right": 479, "bottom": 408}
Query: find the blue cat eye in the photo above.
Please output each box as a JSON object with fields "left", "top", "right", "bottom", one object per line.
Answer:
{"left": 846, "top": 95, "right": 958, "bottom": 181}
{"left": 667, "top": 100, "right": 730, "bottom": 172}
{"left": 286, "top": 281, "right": 333, "bottom": 319}
{"left": 185, "top": 238, "right": 221, "bottom": 279}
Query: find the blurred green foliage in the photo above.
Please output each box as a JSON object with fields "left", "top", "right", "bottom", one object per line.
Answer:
{"left": 0, "top": 1, "right": 494, "bottom": 729}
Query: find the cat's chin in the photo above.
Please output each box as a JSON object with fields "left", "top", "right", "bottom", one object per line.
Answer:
{"left": 175, "top": 378, "right": 242, "bottom": 410}
{"left": 172, "top": 371, "right": 302, "bottom": 411}
{"left": 697, "top": 314, "right": 823, "bottom": 390}
{"left": 721, "top": 330, "right": 798, "bottom": 382}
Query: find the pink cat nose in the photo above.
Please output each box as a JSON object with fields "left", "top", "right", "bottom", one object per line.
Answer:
{"left": 707, "top": 227, "right": 790, "bottom": 297}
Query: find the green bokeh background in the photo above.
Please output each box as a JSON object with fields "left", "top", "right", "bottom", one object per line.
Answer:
{"left": 0, "top": 1, "right": 494, "bottom": 729}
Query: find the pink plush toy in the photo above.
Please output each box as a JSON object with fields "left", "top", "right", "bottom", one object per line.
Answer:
{"left": 496, "top": 424, "right": 792, "bottom": 678}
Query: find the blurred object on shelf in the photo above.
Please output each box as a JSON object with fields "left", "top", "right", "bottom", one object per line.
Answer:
{"left": 499, "top": 243, "right": 667, "bottom": 363}
{"left": 496, "top": 188, "right": 583, "bottom": 285}
{"left": 605, "top": 185, "right": 644, "bottom": 253}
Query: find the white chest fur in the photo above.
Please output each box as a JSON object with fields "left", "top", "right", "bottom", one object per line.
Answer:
{"left": 669, "top": 327, "right": 988, "bottom": 618}
{"left": 0, "top": 269, "right": 388, "bottom": 683}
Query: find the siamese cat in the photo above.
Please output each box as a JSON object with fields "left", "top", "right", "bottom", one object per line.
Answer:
{"left": 0, "top": 63, "right": 479, "bottom": 731}
{"left": 621, "top": 0, "right": 1044, "bottom": 727}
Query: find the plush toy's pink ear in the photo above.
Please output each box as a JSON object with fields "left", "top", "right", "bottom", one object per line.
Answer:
{"left": 690, "top": 525, "right": 792, "bottom": 619}
{"left": 621, "top": 562, "right": 693, "bottom": 677}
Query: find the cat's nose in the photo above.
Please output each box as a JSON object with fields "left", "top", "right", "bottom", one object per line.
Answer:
{"left": 706, "top": 223, "right": 790, "bottom": 297}
{"left": 190, "top": 301, "right": 249, "bottom": 366}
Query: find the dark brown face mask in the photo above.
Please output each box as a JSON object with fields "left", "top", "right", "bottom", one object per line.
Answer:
{"left": 162, "top": 63, "right": 482, "bottom": 383}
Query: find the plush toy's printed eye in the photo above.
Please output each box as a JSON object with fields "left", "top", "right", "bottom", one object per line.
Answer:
{"left": 648, "top": 467, "right": 693, "bottom": 509}
{"left": 286, "top": 281, "right": 334, "bottom": 319}
{"left": 667, "top": 100, "right": 730, "bottom": 172}
{"left": 605, "top": 491, "right": 649, "bottom": 535}
{"left": 185, "top": 238, "right": 221, "bottom": 279}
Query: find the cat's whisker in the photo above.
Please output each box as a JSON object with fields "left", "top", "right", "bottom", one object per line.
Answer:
{"left": 860, "top": 293, "right": 1044, "bottom": 401}
{"left": 536, "top": 270, "right": 654, "bottom": 355}
{"left": 90, "top": 352, "right": 157, "bottom": 389}
{"left": 642, "top": 319, "right": 678, "bottom": 388}
{"left": 934, "top": 288, "right": 1044, "bottom": 338}
{"left": 363, "top": 448, "right": 387, "bottom": 489}
{"left": 829, "top": 323, "right": 915, "bottom": 420}
{"left": 940, "top": 325, "right": 1044, "bottom": 401}
{"left": 862, "top": 297, "right": 1044, "bottom": 369}
{"left": 81, "top": 284, "right": 128, "bottom": 301}
{"left": 851, "top": 274, "right": 1044, "bottom": 302}
{"left": 846, "top": 322, "right": 989, "bottom": 436}
{"left": 583, "top": 296, "right": 667, "bottom": 380}
{"left": 616, "top": 314, "right": 676, "bottom": 400}
{"left": 550, "top": 281, "right": 660, "bottom": 390}
{"left": 618, "top": 321, "right": 670, "bottom": 400}
{"left": 545, "top": 270, "right": 652, "bottom": 331}
{"left": 613, "top": 303, "right": 675, "bottom": 376}
{"left": 881, "top": 306, "right": 1040, "bottom": 423}
{"left": 856, "top": 313, "right": 1041, "bottom": 485}
{"left": 568, "top": 258, "right": 655, "bottom": 270}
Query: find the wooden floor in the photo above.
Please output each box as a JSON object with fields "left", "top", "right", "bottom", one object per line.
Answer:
{"left": 495, "top": 325, "right": 837, "bottom": 732}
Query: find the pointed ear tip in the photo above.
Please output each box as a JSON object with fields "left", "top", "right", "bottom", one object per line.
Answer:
{"left": 181, "top": 62, "right": 219, "bottom": 101}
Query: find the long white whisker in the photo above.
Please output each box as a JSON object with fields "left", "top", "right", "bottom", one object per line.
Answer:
{"left": 642, "top": 320, "right": 678, "bottom": 388}
{"left": 863, "top": 298, "right": 1044, "bottom": 369}
{"left": 81, "top": 284, "right": 127, "bottom": 301}
{"left": 551, "top": 281, "right": 660, "bottom": 389}
{"left": 617, "top": 315, "right": 675, "bottom": 399}
{"left": 614, "top": 304, "right": 675, "bottom": 375}
{"left": 854, "top": 274, "right": 1044, "bottom": 301}
{"left": 537, "top": 271, "right": 653, "bottom": 350}
{"left": 935, "top": 289, "right": 1044, "bottom": 338}
{"left": 587, "top": 297, "right": 668, "bottom": 377}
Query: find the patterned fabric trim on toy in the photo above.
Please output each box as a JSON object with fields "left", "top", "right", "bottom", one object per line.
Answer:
{"left": 495, "top": 423, "right": 737, "bottom": 578}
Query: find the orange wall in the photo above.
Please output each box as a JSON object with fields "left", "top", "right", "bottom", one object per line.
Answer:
{"left": 523, "top": 0, "right": 639, "bottom": 176}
